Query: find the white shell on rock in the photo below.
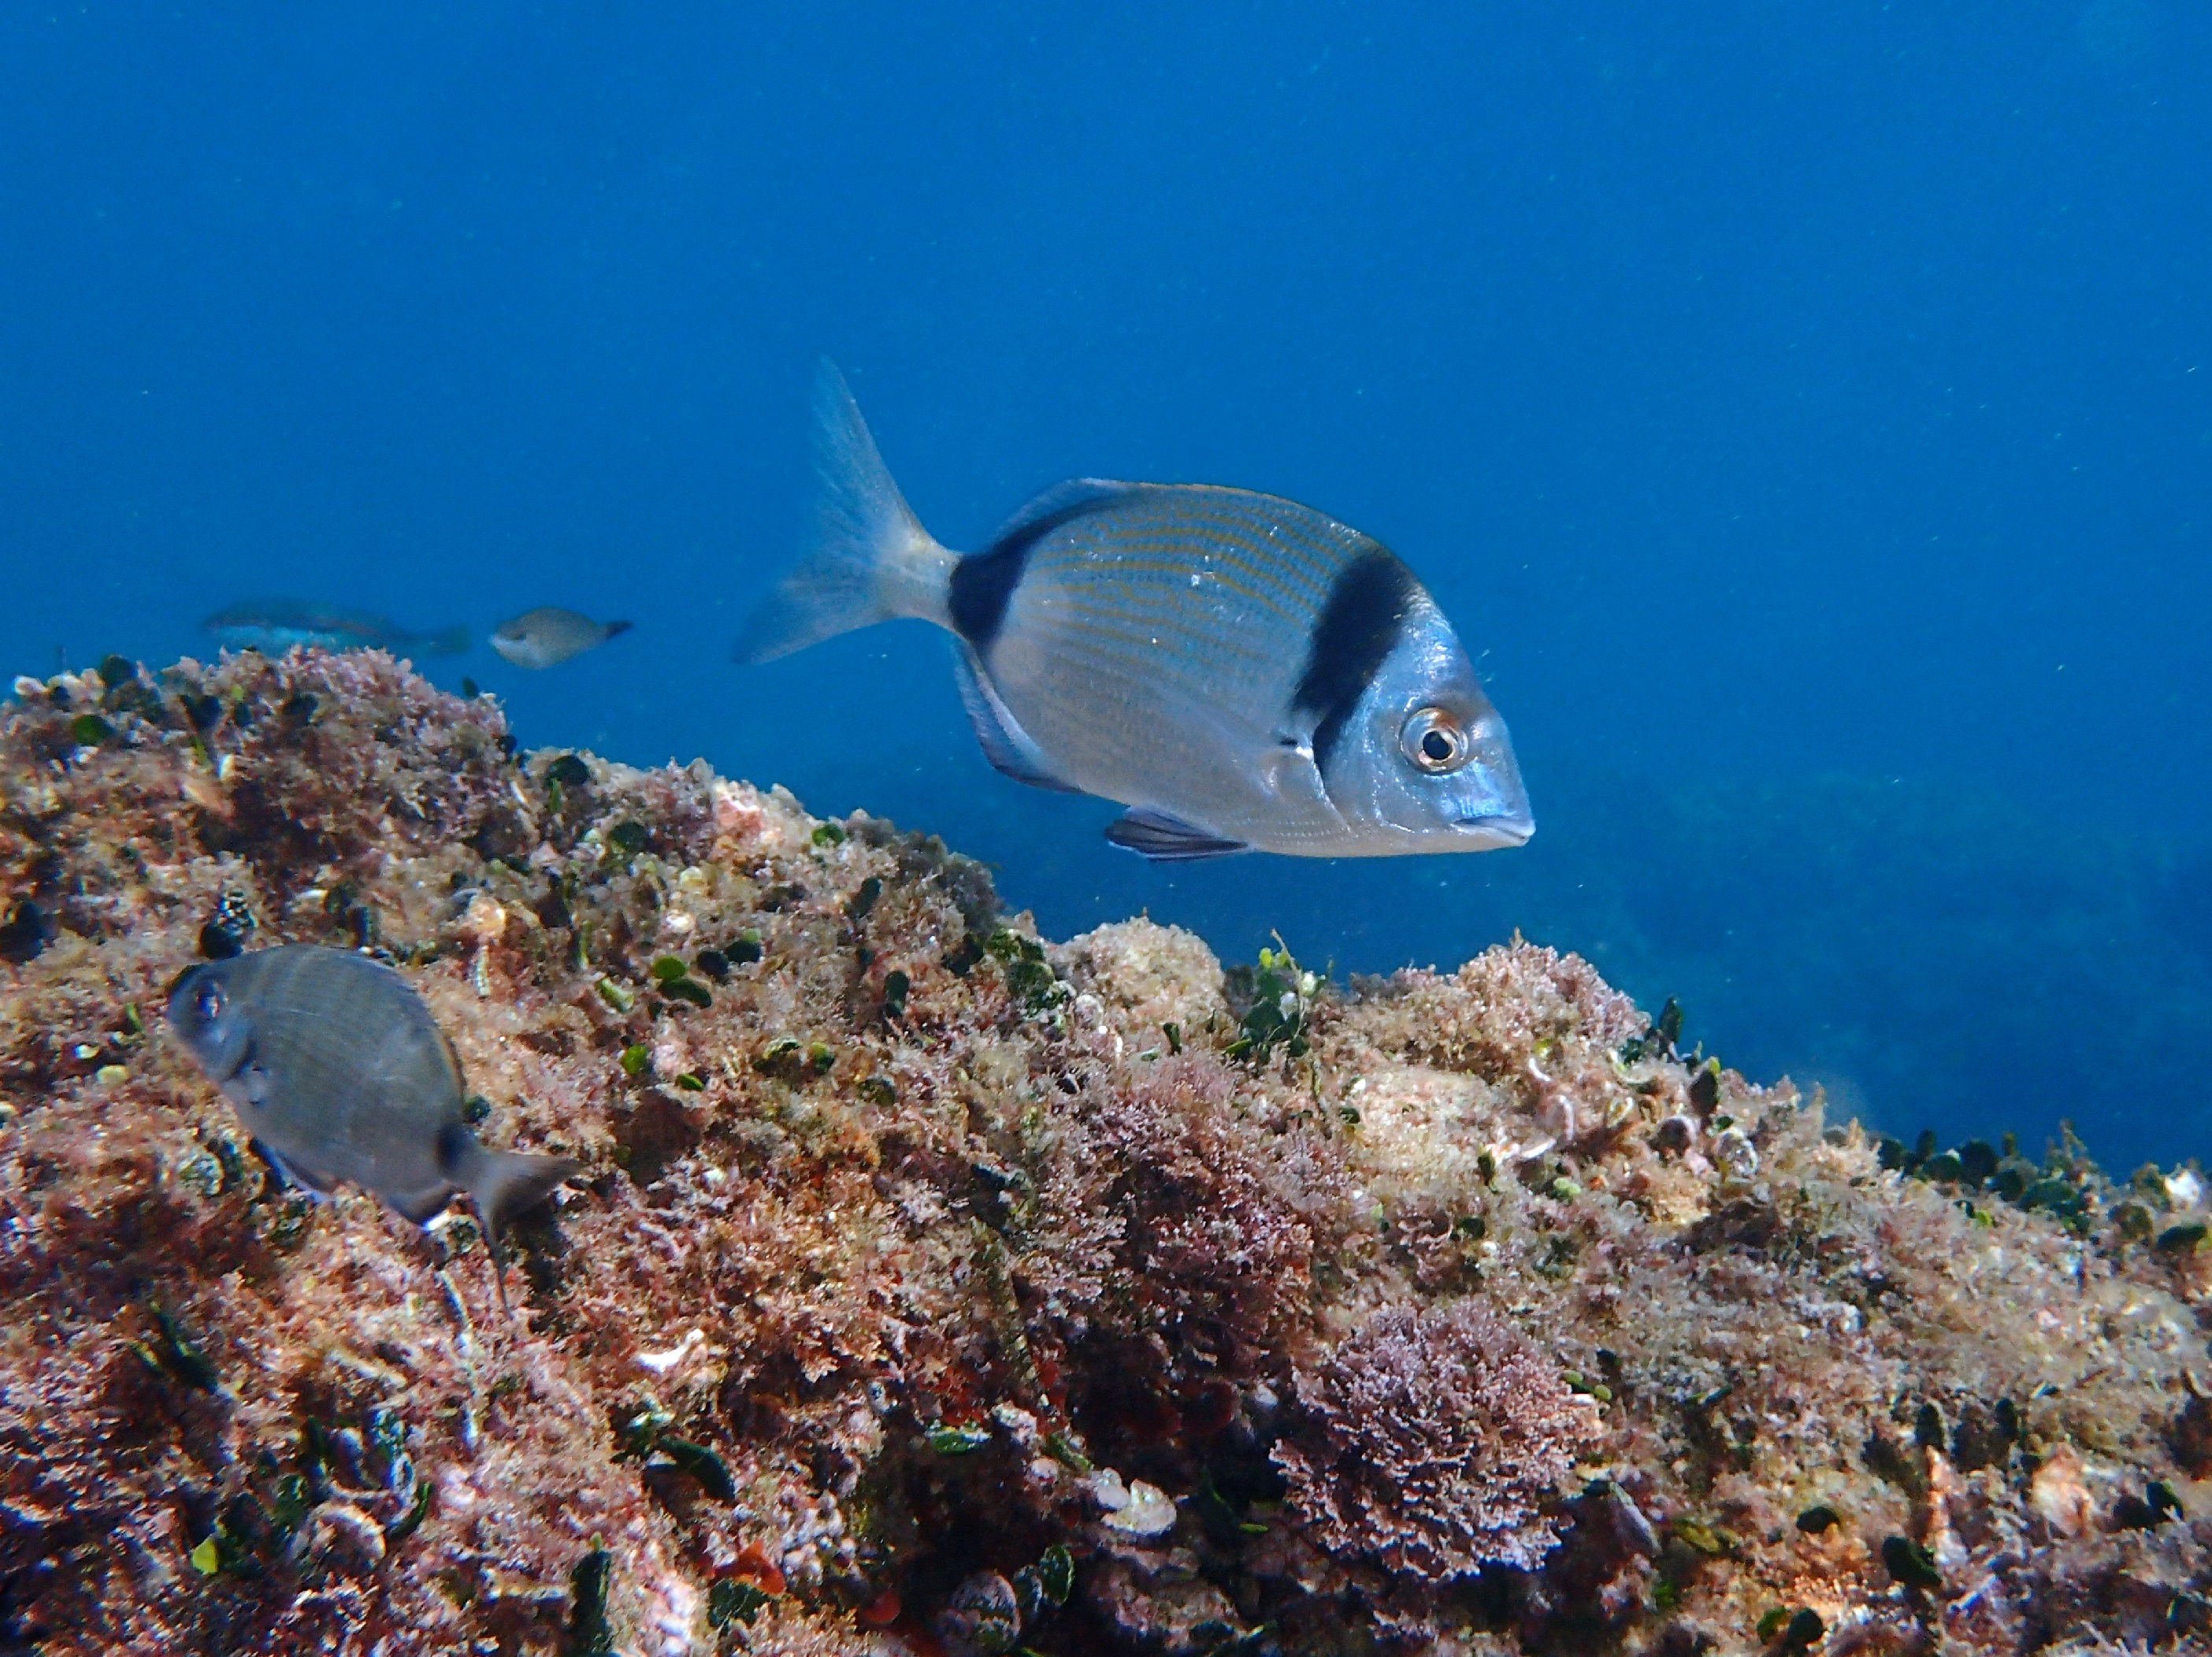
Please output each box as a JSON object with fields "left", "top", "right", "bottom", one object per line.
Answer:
{"left": 1099, "top": 1477, "right": 1176, "bottom": 1537}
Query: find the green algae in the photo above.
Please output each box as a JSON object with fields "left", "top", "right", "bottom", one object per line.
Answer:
{"left": 709, "top": 1578, "right": 770, "bottom": 1628}
{"left": 1882, "top": 1534, "right": 1943, "bottom": 1590}
{"left": 1225, "top": 940, "right": 1312, "bottom": 1065}
{"left": 132, "top": 1302, "right": 221, "bottom": 1393}
{"left": 617, "top": 1399, "right": 735, "bottom": 1501}
{"left": 881, "top": 968, "right": 910, "bottom": 1021}
{"left": 986, "top": 926, "right": 1060, "bottom": 1013}
{"left": 567, "top": 1547, "right": 614, "bottom": 1656}
{"left": 661, "top": 975, "right": 712, "bottom": 1009}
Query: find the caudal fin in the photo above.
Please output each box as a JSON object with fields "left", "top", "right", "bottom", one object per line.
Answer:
{"left": 467, "top": 1148, "right": 583, "bottom": 1309}
{"left": 736, "top": 361, "right": 956, "bottom": 663}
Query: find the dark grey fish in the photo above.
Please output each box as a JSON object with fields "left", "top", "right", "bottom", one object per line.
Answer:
{"left": 166, "top": 944, "right": 579, "bottom": 1296}
{"left": 489, "top": 607, "right": 633, "bottom": 670}
{"left": 202, "top": 599, "right": 468, "bottom": 659}
{"left": 738, "top": 363, "right": 1531, "bottom": 860}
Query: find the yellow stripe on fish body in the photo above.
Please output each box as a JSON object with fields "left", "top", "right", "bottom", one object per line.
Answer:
{"left": 985, "top": 491, "right": 1371, "bottom": 823}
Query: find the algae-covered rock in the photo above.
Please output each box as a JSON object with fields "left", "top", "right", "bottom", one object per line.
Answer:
{"left": 3, "top": 648, "right": 2211, "bottom": 1655}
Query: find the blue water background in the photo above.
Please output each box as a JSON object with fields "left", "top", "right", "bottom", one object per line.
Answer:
{"left": 5, "top": 5, "right": 2208, "bottom": 1168}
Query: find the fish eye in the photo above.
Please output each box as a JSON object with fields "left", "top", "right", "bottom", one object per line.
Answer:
{"left": 195, "top": 984, "right": 225, "bottom": 1021}
{"left": 1401, "top": 708, "right": 1469, "bottom": 775}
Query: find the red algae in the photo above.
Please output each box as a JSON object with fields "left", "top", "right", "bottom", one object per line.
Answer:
{"left": 3, "top": 649, "right": 2212, "bottom": 1655}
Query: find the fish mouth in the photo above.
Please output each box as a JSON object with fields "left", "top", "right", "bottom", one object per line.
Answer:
{"left": 1453, "top": 811, "right": 1534, "bottom": 848}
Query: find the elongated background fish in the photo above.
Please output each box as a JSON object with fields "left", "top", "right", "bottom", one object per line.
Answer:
{"left": 740, "top": 364, "right": 1531, "bottom": 860}
{"left": 202, "top": 599, "right": 469, "bottom": 658}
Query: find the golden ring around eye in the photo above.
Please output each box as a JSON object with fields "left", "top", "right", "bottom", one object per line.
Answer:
{"left": 1401, "top": 708, "right": 1468, "bottom": 774}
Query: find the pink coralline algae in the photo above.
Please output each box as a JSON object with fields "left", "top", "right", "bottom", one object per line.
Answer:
{"left": 4, "top": 648, "right": 2212, "bottom": 1656}
{"left": 1273, "top": 1300, "right": 1604, "bottom": 1577}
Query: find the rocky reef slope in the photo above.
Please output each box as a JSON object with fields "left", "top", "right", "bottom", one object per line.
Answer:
{"left": 3, "top": 650, "right": 2210, "bottom": 1656}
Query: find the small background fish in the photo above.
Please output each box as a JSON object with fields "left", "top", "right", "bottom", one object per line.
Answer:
{"left": 490, "top": 607, "right": 633, "bottom": 669}
{"left": 166, "top": 943, "right": 579, "bottom": 1282}
{"left": 740, "top": 364, "right": 1531, "bottom": 861}
{"left": 202, "top": 599, "right": 469, "bottom": 658}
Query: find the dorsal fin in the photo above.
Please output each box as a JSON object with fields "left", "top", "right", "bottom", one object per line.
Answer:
{"left": 982, "top": 478, "right": 1146, "bottom": 548}
{"left": 948, "top": 480, "right": 1145, "bottom": 653}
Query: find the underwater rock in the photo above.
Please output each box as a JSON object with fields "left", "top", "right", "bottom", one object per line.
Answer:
{"left": 4, "top": 648, "right": 2212, "bottom": 1655}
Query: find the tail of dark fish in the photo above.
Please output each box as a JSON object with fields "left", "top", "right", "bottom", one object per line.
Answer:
{"left": 736, "top": 360, "right": 957, "bottom": 663}
{"left": 461, "top": 1145, "right": 583, "bottom": 1306}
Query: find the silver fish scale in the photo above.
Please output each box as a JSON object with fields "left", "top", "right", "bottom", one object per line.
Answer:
{"left": 984, "top": 484, "right": 1410, "bottom": 842}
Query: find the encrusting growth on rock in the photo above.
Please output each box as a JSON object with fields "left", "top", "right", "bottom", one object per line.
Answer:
{"left": 4, "top": 648, "right": 2212, "bottom": 1655}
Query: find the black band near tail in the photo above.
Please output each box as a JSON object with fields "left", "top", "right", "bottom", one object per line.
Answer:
{"left": 949, "top": 496, "right": 1119, "bottom": 652}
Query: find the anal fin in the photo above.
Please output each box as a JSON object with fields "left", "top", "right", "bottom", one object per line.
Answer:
{"left": 1104, "top": 807, "right": 1250, "bottom": 863}
{"left": 951, "top": 642, "right": 1081, "bottom": 794}
{"left": 389, "top": 1180, "right": 461, "bottom": 1225}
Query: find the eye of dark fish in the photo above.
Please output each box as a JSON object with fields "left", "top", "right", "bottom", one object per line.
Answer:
{"left": 196, "top": 984, "right": 225, "bottom": 1021}
{"left": 1401, "top": 708, "right": 1468, "bottom": 775}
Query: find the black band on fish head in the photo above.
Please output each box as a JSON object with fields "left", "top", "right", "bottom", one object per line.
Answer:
{"left": 1293, "top": 546, "right": 1423, "bottom": 778}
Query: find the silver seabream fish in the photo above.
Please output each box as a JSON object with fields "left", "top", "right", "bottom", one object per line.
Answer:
{"left": 738, "top": 363, "right": 1531, "bottom": 860}
{"left": 202, "top": 599, "right": 469, "bottom": 658}
{"left": 490, "top": 607, "right": 633, "bottom": 669}
{"left": 166, "top": 944, "right": 581, "bottom": 1299}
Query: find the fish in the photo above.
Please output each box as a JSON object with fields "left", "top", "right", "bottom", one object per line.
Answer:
{"left": 737, "top": 363, "right": 1532, "bottom": 860}
{"left": 202, "top": 599, "right": 469, "bottom": 659}
{"left": 489, "top": 607, "right": 633, "bottom": 669}
{"left": 165, "top": 944, "right": 581, "bottom": 1298}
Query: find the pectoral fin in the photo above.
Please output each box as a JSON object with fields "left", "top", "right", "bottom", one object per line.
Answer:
{"left": 388, "top": 1180, "right": 461, "bottom": 1225}
{"left": 1104, "top": 808, "right": 1250, "bottom": 863}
